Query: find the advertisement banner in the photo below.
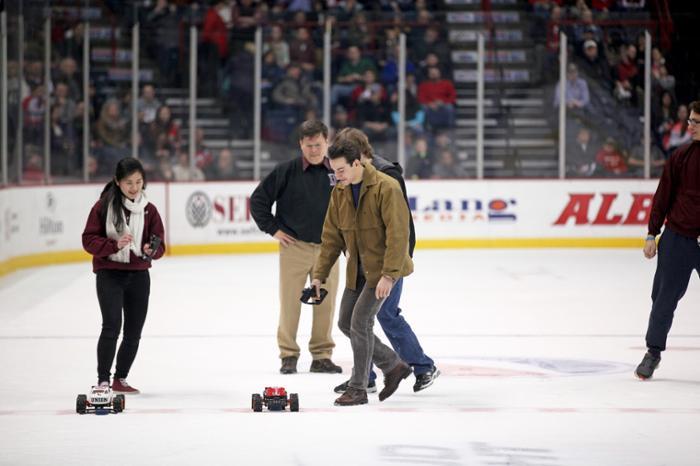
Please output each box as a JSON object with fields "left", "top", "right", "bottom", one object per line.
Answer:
{"left": 0, "top": 183, "right": 167, "bottom": 260}
{"left": 406, "top": 180, "right": 658, "bottom": 239}
{"left": 1, "top": 178, "right": 661, "bottom": 275}
{"left": 168, "top": 182, "right": 270, "bottom": 246}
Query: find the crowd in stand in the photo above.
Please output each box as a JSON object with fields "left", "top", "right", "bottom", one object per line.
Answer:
{"left": 6, "top": 2, "right": 247, "bottom": 183}
{"left": 194, "top": 0, "right": 460, "bottom": 178}
{"left": 15, "top": 65, "right": 230, "bottom": 183}
{"left": 530, "top": 0, "right": 681, "bottom": 177}
{"left": 6, "top": 0, "right": 681, "bottom": 182}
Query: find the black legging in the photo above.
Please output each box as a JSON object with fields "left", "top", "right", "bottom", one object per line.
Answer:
{"left": 96, "top": 269, "right": 150, "bottom": 383}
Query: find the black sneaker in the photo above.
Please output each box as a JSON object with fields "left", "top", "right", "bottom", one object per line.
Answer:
{"left": 280, "top": 356, "right": 298, "bottom": 374}
{"left": 635, "top": 352, "right": 661, "bottom": 380}
{"left": 310, "top": 358, "right": 342, "bottom": 373}
{"left": 333, "top": 379, "right": 377, "bottom": 394}
{"left": 413, "top": 366, "right": 440, "bottom": 392}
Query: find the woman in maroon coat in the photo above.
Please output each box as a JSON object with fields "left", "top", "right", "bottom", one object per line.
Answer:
{"left": 82, "top": 157, "right": 165, "bottom": 394}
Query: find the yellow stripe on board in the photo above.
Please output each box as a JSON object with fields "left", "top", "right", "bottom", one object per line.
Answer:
{"left": 0, "top": 238, "right": 644, "bottom": 277}
{"left": 417, "top": 237, "right": 645, "bottom": 249}
{"left": 168, "top": 242, "right": 279, "bottom": 255}
{"left": 0, "top": 250, "right": 91, "bottom": 277}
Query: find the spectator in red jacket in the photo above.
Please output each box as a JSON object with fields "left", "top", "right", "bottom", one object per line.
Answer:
{"left": 350, "top": 69, "right": 387, "bottom": 111}
{"left": 201, "top": 1, "right": 232, "bottom": 95}
{"left": 22, "top": 145, "right": 45, "bottom": 184}
{"left": 595, "top": 137, "right": 628, "bottom": 176}
{"left": 352, "top": 70, "right": 392, "bottom": 141}
{"left": 591, "top": 0, "right": 614, "bottom": 12}
{"left": 22, "top": 84, "right": 46, "bottom": 144}
{"left": 614, "top": 44, "right": 640, "bottom": 104}
{"left": 663, "top": 104, "right": 692, "bottom": 155}
{"left": 202, "top": 1, "right": 230, "bottom": 58}
{"left": 418, "top": 67, "right": 456, "bottom": 129}
{"left": 289, "top": 27, "right": 317, "bottom": 75}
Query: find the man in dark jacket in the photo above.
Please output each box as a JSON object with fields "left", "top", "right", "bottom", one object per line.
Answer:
{"left": 250, "top": 120, "right": 342, "bottom": 375}
{"left": 636, "top": 100, "right": 700, "bottom": 380}
{"left": 330, "top": 128, "right": 439, "bottom": 394}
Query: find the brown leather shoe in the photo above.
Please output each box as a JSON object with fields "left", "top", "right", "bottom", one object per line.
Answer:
{"left": 334, "top": 387, "right": 368, "bottom": 406}
{"left": 310, "top": 358, "right": 342, "bottom": 373}
{"left": 378, "top": 362, "right": 412, "bottom": 401}
{"left": 280, "top": 356, "right": 298, "bottom": 374}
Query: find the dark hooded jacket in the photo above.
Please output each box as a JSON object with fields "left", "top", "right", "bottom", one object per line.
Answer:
{"left": 372, "top": 154, "right": 416, "bottom": 257}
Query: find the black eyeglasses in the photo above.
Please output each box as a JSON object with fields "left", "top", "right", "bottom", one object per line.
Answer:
{"left": 687, "top": 118, "right": 700, "bottom": 126}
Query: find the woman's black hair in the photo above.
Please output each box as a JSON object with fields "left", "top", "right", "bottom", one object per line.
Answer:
{"left": 99, "top": 157, "right": 147, "bottom": 231}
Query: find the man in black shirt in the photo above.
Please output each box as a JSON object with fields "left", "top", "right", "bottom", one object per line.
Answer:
{"left": 250, "top": 120, "right": 342, "bottom": 375}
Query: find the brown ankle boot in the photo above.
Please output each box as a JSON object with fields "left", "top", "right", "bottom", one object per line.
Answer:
{"left": 280, "top": 356, "right": 298, "bottom": 374}
{"left": 334, "top": 387, "right": 368, "bottom": 406}
{"left": 310, "top": 358, "right": 342, "bottom": 373}
{"left": 379, "top": 362, "right": 412, "bottom": 401}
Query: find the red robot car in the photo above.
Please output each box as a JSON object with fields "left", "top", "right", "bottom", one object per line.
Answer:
{"left": 251, "top": 387, "right": 299, "bottom": 412}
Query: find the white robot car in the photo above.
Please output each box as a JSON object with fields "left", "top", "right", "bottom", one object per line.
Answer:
{"left": 76, "top": 385, "right": 125, "bottom": 414}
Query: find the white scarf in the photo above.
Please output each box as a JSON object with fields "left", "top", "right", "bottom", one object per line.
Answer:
{"left": 106, "top": 191, "right": 148, "bottom": 263}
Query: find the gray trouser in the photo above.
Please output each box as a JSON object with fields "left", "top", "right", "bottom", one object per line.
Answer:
{"left": 338, "top": 281, "right": 401, "bottom": 390}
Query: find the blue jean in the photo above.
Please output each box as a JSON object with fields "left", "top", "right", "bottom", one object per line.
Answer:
{"left": 369, "top": 278, "right": 434, "bottom": 381}
{"left": 425, "top": 105, "right": 455, "bottom": 129}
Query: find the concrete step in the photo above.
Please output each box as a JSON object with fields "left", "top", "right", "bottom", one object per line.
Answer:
{"left": 456, "top": 97, "right": 545, "bottom": 107}
{"left": 165, "top": 97, "right": 220, "bottom": 107}
{"left": 456, "top": 138, "right": 556, "bottom": 148}
{"left": 456, "top": 87, "right": 545, "bottom": 98}
{"left": 455, "top": 106, "right": 529, "bottom": 117}
{"left": 456, "top": 117, "right": 550, "bottom": 127}
{"left": 91, "top": 47, "right": 133, "bottom": 63}
{"left": 234, "top": 159, "right": 279, "bottom": 170}
{"left": 159, "top": 88, "right": 191, "bottom": 97}
{"left": 92, "top": 67, "right": 154, "bottom": 82}
{"left": 451, "top": 49, "right": 527, "bottom": 64}
{"left": 453, "top": 69, "right": 531, "bottom": 83}
{"left": 449, "top": 29, "right": 526, "bottom": 44}
{"left": 454, "top": 126, "right": 554, "bottom": 137}
{"left": 53, "top": 6, "right": 102, "bottom": 21}
{"left": 457, "top": 107, "right": 550, "bottom": 118}
{"left": 181, "top": 127, "right": 233, "bottom": 139}
{"left": 177, "top": 117, "right": 230, "bottom": 128}
{"left": 447, "top": 11, "right": 521, "bottom": 24}
{"left": 445, "top": 0, "right": 517, "bottom": 6}
{"left": 89, "top": 26, "right": 122, "bottom": 42}
{"left": 464, "top": 145, "right": 557, "bottom": 156}
{"left": 460, "top": 157, "right": 557, "bottom": 168}
{"left": 171, "top": 106, "right": 223, "bottom": 116}
{"left": 206, "top": 139, "right": 255, "bottom": 149}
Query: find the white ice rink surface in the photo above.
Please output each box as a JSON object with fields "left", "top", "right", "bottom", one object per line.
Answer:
{"left": 1, "top": 249, "right": 699, "bottom": 466}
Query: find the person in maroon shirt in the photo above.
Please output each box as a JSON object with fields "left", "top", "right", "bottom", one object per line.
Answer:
{"left": 635, "top": 100, "right": 700, "bottom": 380}
{"left": 82, "top": 157, "right": 166, "bottom": 393}
{"left": 417, "top": 67, "right": 457, "bottom": 129}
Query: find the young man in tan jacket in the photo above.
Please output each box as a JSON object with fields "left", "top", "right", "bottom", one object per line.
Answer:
{"left": 311, "top": 138, "right": 413, "bottom": 406}
{"left": 330, "top": 128, "right": 439, "bottom": 394}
